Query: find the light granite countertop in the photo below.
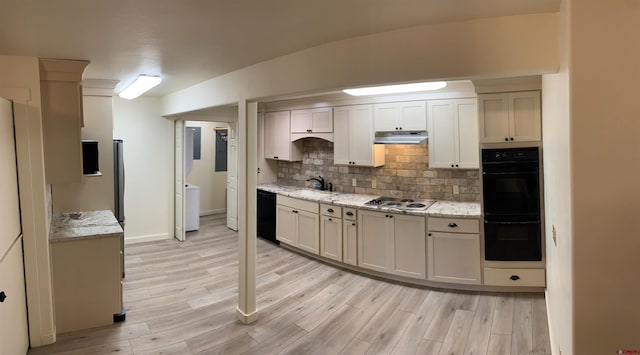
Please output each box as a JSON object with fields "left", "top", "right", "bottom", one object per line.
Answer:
{"left": 258, "top": 184, "right": 480, "bottom": 218}
{"left": 49, "top": 210, "right": 124, "bottom": 243}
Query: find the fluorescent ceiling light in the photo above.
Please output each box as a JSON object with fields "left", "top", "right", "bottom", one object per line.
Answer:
{"left": 343, "top": 81, "right": 447, "bottom": 96}
{"left": 119, "top": 75, "right": 162, "bottom": 99}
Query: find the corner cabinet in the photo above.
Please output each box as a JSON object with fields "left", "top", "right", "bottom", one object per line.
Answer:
{"left": 276, "top": 195, "right": 319, "bottom": 254}
{"left": 427, "top": 217, "right": 481, "bottom": 285}
{"left": 427, "top": 98, "right": 479, "bottom": 169}
{"left": 264, "top": 111, "right": 303, "bottom": 161}
{"left": 40, "top": 58, "right": 90, "bottom": 184}
{"left": 478, "top": 91, "right": 541, "bottom": 143}
{"left": 333, "top": 105, "right": 385, "bottom": 167}
{"left": 373, "top": 101, "right": 426, "bottom": 132}
{"left": 357, "top": 210, "right": 426, "bottom": 279}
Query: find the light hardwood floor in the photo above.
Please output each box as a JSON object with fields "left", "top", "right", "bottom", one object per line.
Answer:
{"left": 29, "top": 214, "right": 551, "bottom": 355}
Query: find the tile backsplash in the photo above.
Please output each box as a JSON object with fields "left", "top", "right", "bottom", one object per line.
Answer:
{"left": 276, "top": 138, "right": 480, "bottom": 202}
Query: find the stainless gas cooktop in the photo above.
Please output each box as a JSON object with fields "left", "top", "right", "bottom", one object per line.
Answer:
{"left": 364, "top": 197, "right": 436, "bottom": 211}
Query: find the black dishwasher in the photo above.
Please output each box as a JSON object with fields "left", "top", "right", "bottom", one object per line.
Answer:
{"left": 257, "top": 189, "right": 278, "bottom": 244}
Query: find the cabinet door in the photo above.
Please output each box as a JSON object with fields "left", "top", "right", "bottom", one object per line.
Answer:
{"left": 509, "top": 91, "right": 541, "bottom": 142}
{"left": 343, "top": 219, "right": 358, "bottom": 266}
{"left": 321, "top": 216, "right": 342, "bottom": 261}
{"left": 297, "top": 210, "right": 320, "bottom": 254}
{"left": 390, "top": 214, "right": 426, "bottom": 279}
{"left": 264, "top": 111, "right": 291, "bottom": 160}
{"left": 333, "top": 107, "right": 351, "bottom": 165}
{"left": 357, "top": 210, "right": 389, "bottom": 272}
{"left": 455, "top": 99, "right": 479, "bottom": 169}
{"left": 373, "top": 103, "right": 400, "bottom": 132}
{"left": 399, "top": 101, "right": 427, "bottom": 131}
{"left": 276, "top": 205, "right": 297, "bottom": 246}
{"left": 0, "top": 240, "right": 29, "bottom": 355}
{"left": 290, "top": 109, "right": 312, "bottom": 133}
{"left": 310, "top": 107, "right": 333, "bottom": 133}
{"left": 349, "top": 105, "right": 375, "bottom": 166}
{"left": 427, "top": 100, "right": 456, "bottom": 168}
{"left": 478, "top": 94, "right": 510, "bottom": 143}
{"left": 428, "top": 232, "right": 481, "bottom": 284}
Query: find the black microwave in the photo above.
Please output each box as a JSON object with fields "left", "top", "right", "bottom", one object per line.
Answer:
{"left": 82, "top": 140, "right": 99, "bottom": 174}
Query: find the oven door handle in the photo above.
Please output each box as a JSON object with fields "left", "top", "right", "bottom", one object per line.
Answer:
{"left": 482, "top": 171, "right": 538, "bottom": 175}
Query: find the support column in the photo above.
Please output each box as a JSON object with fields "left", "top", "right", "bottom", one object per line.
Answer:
{"left": 236, "top": 100, "right": 258, "bottom": 324}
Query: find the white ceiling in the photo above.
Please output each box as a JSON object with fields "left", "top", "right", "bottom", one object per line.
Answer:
{"left": 0, "top": 0, "right": 559, "bottom": 97}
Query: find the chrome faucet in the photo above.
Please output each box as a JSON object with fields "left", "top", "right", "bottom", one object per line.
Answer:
{"left": 306, "top": 176, "right": 325, "bottom": 190}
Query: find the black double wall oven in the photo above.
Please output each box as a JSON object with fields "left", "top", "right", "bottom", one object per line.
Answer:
{"left": 482, "top": 147, "right": 542, "bottom": 261}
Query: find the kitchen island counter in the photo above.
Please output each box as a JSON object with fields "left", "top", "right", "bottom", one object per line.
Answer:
{"left": 49, "top": 210, "right": 123, "bottom": 242}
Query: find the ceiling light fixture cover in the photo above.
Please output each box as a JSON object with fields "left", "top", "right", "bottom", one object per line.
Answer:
{"left": 119, "top": 75, "right": 162, "bottom": 99}
{"left": 343, "top": 81, "right": 447, "bottom": 96}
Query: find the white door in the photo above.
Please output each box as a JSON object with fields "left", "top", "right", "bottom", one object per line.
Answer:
{"left": 0, "top": 97, "right": 29, "bottom": 355}
{"left": 174, "top": 120, "right": 186, "bottom": 241}
{"left": 350, "top": 105, "right": 374, "bottom": 166}
{"left": 227, "top": 122, "right": 238, "bottom": 230}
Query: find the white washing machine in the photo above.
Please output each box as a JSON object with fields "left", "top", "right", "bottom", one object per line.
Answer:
{"left": 185, "top": 184, "right": 200, "bottom": 231}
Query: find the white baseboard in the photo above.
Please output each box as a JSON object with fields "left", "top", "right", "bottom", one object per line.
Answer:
{"left": 125, "top": 233, "right": 171, "bottom": 244}
{"left": 200, "top": 208, "right": 226, "bottom": 216}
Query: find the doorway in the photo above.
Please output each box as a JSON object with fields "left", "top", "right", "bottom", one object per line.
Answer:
{"left": 173, "top": 105, "right": 239, "bottom": 242}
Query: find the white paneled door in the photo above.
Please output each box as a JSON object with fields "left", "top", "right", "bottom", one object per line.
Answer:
{"left": 0, "top": 97, "right": 29, "bottom": 355}
{"left": 174, "top": 120, "right": 186, "bottom": 241}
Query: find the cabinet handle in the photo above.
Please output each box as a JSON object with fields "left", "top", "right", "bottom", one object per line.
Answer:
{"left": 504, "top": 138, "right": 509, "bottom": 141}
{"left": 292, "top": 210, "right": 298, "bottom": 214}
{"left": 328, "top": 208, "right": 334, "bottom": 213}
{"left": 352, "top": 222, "right": 356, "bottom": 226}
{"left": 510, "top": 137, "right": 514, "bottom": 141}
{"left": 510, "top": 275, "right": 520, "bottom": 281}
{"left": 448, "top": 222, "right": 458, "bottom": 228}
{"left": 428, "top": 233, "right": 432, "bottom": 236}
{"left": 0, "top": 291, "right": 6, "bottom": 303}
{"left": 328, "top": 218, "right": 332, "bottom": 221}
{"left": 346, "top": 211, "right": 354, "bottom": 216}
{"left": 399, "top": 127, "right": 402, "bottom": 130}
{"left": 455, "top": 164, "right": 459, "bottom": 167}
{"left": 389, "top": 215, "right": 394, "bottom": 218}
{"left": 273, "top": 156, "right": 279, "bottom": 159}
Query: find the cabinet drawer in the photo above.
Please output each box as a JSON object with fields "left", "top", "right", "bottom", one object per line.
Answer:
{"left": 342, "top": 207, "right": 357, "bottom": 221}
{"left": 277, "top": 195, "right": 319, "bottom": 214}
{"left": 483, "top": 267, "right": 545, "bottom": 287}
{"left": 321, "top": 204, "right": 342, "bottom": 217}
{"left": 428, "top": 217, "right": 479, "bottom": 233}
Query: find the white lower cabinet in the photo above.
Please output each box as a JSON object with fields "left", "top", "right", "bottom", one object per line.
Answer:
{"left": 276, "top": 196, "right": 319, "bottom": 254}
{"left": 342, "top": 208, "right": 358, "bottom": 266}
{"left": 358, "top": 210, "right": 426, "bottom": 279}
{"left": 320, "top": 204, "right": 343, "bottom": 261}
{"left": 427, "top": 217, "right": 481, "bottom": 285}
{"left": 483, "top": 267, "right": 545, "bottom": 287}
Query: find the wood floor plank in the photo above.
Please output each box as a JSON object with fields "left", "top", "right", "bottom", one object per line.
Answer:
{"left": 487, "top": 334, "right": 512, "bottom": 355}
{"left": 423, "top": 292, "right": 460, "bottom": 341}
{"left": 491, "top": 293, "right": 515, "bottom": 335}
{"left": 438, "top": 309, "right": 474, "bottom": 355}
{"left": 416, "top": 339, "right": 443, "bottom": 355}
{"left": 391, "top": 290, "right": 444, "bottom": 354}
{"left": 366, "top": 310, "right": 415, "bottom": 354}
{"left": 511, "top": 294, "right": 533, "bottom": 355}
{"left": 532, "top": 294, "right": 552, "bottom": 355}
{"left": 463, "top": 295, "right": 496, "bottom": 355}
{"left": 28, "top": 215, "right": 551, "bottom": 355}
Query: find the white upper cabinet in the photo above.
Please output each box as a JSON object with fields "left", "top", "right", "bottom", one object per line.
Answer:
{"left": 333, "top": 105, "right": 385, "bottom": 167}
{"left": 264, "top": 111, "right": 303, "bottom": 161}
{"left": 291, "top": 107, "right": 333, "bottom": 133}
{"left": 427, "top": 98, "right": 479, "bottom": 169}
{"left": 374, "top": 101, "right": 426, "bottom": 132}
{"left": 479, "top": 91, "right": 541, "bottom": 143}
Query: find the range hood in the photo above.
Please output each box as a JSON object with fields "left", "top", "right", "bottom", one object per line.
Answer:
{"left": 374, "top": 131, "right": 427, "bottom": 144}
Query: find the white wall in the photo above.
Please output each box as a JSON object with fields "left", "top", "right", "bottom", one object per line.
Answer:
{"left": 0, "top": 55, "right": 56, "bottom": 346}
{"left": 52, "top": 92, "right": 115, "bottom": 213}
{"left": 185, "top": 120, "right": 228, "bottom": 215}
{"left": 569, "top": 1, "right": 640, "bottom": 353}
{"left": 113, "top": 97, "right": 173, "bottom": 243}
